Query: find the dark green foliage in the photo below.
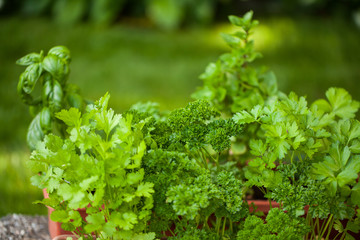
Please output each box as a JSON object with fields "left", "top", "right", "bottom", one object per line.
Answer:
{"left": 237, "top": 208, "right": 309, "bottom": 240}
{"left": 16, "top": 46, "right": 84, "bottom": 150}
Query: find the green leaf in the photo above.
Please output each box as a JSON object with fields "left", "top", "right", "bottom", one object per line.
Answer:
{"left": 351, "top": 182, "right": 360, "bottom": 205}
{"left": 21, "top": 63, "right": 42, "bottom": 94}
{"left": 334, "top": 220, "right": 344, "bottom": 233}
{"left": 132, "top": 232, "right": 156, "bottom": 240}
{"left": 86, "top": 212, "right": 105, "bottom": 226}
{"left": 27, "top": 113, "right": 45, "bottom": 150}
{"left": 16, "top": 52, "right": 42, "bottom": 66}
{"left": 79, "top": 176, "right": 99, "bottom": 190}
{"left": 102, "top": 221, "right": 117, "bottom": 237}
{"left": 42, "top": 55, "right": 68, "bottom": 80}
{"left": 336, "top": 156, "right": 360, "bottom": 187}
{"left": 126, "top": 169, "right": 144, "bottom": 185}
{"left": 43, "top": 80, "right": 63, "bottom": 112}
{"left": 312, "top": 99, "right": 332, "bottom": 113}
{"left": 51, "top": 210, "right": 69, "bottom": 222}
{"left": 221, "top": 33, "right": 241, "bottom": 47}
{"left": 348, "top": 120, "right": 360, "bottom": 143}
{"left": 233, "top": 110, "right": 255, "bottom": 124}
{"left": 48, "top": 46, "right": 71, "bottom": 62}
{"left": 95, "top": 108, "right": 122, "bottom": 136}
{"left": 112, "top": 212, "right": 138, "bottom": 230}
{"left": 228, "top": 15, "right": 242, "bottom": 26}
{"left": 249, "top": 139, "right": 266, "bottom": 156}
{"left": 39, "top": 107, "right": 52, "bottom": 132}
{"left": 200, "top": 62, "right": 218, "bottom": 80}
{"left": 136, "top": 182, "right": 154, "bottom": 198}
{"left": 56, "top": 108, "right": 82, "bottom": 128}
{"left": 325, "top": 88, "right": 359, "bottom": 118}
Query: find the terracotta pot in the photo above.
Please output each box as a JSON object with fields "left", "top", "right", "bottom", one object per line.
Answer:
{"left": 43, "top": 189, "right": 88, "bottom": 239}
{"left": 247, "top": 200, "right": 280, "bottom": 214}
{"left": 52, "top": 234, "right": 78, "bottom": 240}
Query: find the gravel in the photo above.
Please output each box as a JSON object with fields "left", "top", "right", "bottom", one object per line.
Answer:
{"left": 0, "top": 214, "right": 50, "bottom": 240}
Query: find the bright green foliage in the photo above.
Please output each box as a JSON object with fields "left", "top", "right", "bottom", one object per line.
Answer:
{"left": 142, "top": 149, "right": 202, "bottom": 233}
{"left": 17, "top": 46, "right": 84, "bottom": 150}
{"left": 153, "top": 100, "right": 241, "bottom": 156}
{"left": 237, "top": 208, "right": 309, "bottom": 240}
{"left": 29, "top": 93, "right": 155, "bottom": 239}
{"left": 271, "top": 162, "right": 334, "bottom": 219}
{"left": 166, "top": 173, "right": 220, "bottom": 220}
{"left": 18, "top": 9, "right": 360, "bottom": 240}
{"left": 192, "top": 11, "right": 278, "bottom": 116}
{"left": 233, "top": 87, "right": 360, "bottom": 238}
{"left": 313, "top": 88, "right": 360, "bottom": 119}
{"left": 140, "top": 99, "right": 246, "bottom": 238}
{"left": 168, "top": 226, "right": 219, "bottom": 240}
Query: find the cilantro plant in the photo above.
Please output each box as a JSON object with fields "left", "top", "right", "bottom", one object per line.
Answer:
{"left": 29, "top": 93, "right": 155, "bottom": 240}
{"left": 17, "top": 46, "right": 84, "bottom": 150}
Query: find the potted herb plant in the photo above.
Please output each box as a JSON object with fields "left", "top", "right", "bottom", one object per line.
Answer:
{"left": 28, "top": 93, "right": 156, "bottom": 240}
{"left": 16, "top": 11, "right": 360, "bottom": 240}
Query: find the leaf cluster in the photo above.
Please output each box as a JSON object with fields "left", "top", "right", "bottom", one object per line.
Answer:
{"left": 237, "top": 208, "right": 309, "bottom": 240}
{"left": 17, "top": 46, "right": 84, "bottom": 150}
{"left": 29, "top": 93, "right": 155, "bottom": 240}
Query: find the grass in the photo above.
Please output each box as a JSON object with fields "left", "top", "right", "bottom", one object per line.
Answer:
{"left": 0, "top": 15, "right": 359, "bottom": 216}
{"left": 0, "top": 147, "right": 47, "bottom": 216}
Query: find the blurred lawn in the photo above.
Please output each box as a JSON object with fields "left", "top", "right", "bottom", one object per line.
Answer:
{"left": 0, "top": 15, "right": 359, "bottom": 216}
{"left": 0, "top": 148, "right": 47, "bottom": 216}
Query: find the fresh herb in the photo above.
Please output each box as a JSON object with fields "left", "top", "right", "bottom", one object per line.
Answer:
{"left": 29, "top": 93, "right": 155, "bottom": 240}
{"left": 18, "top": 10, "right": 360, "bottom": 240}
{"left": 17, "top": 46, "right": 84, "bottom": 150}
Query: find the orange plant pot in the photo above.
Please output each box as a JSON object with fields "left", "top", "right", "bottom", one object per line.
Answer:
{"left": 43, "top": 189, "right": 88, "bottom": 239}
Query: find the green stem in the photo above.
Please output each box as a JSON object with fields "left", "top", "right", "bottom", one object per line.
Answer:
{"left": 266, "top": 189, "right": 272, "bottom": 209}
{"left": 222, "top": 217, "right": 227, "bottom": 237}
{"left": 216, "top": 217, "right": 222, "bottom": 236}
{"left": 316, "top": 217, "right": 320, "bottom": 238}
{"left": 167, "top": 226, "right": 175, "bottom": 236}
{"left": 305, "top": 212, "right": 311, "bottom": 239}
{"left": 202, "top": 147, "right": 217, "bottom": 163}
{"left": 333, "top": 232, "right": 342, "bottom": 240}
{"left": 324, "top": 217, "right": 334, "bottom": 240}
{"left": 309, "top": 217, "right": 317, "bottom": 240}
{"left": 319, "top": 214, "right": 333, "bottom": 239}
{"left": 204, "top": 215, "right": 210, "bottom": 230}
{"left": 200, "top": 149, "right": 209, "bottom": 169}
{"left": 185, "top": 148, "right": 202, "bottom": 168}
{"left": 339, "top": 232, "right": 346, "bottom": 240}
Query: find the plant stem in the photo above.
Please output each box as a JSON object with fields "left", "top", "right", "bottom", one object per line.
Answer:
{"left": 222, "top": 217, "right": 227, "bottom": 236}
{"left": 319, "top": 214, "right": 333, "bottom": 239}
{"left": 167, "top": 226, "right": 175, "bottom": 236}
{"left": 333, "top": 232, "right": 342, "bottom": 240}
{"left": 266, "top": 189, "right": 272, "bottom": 209}
{"left": 339, "top": 232, "right": 346, "bottom": 240}
{"left": 199, "top": 148, "right": 209, "bottom": 169}
{"left": 216, "top": 217, "right": 222, "bottom": 236}
{"left": 324, "top": 217, "right": 334, "bottom": 240}
{"left": 204, "top": 215, "right": 210, "bottom": 230}
{"left": 316, "top": 217, "right": 320, "bottom": 238}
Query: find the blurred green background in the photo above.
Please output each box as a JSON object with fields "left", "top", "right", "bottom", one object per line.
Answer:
{"left": 1, "top": 0, "right": 360, "bottom": 216}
